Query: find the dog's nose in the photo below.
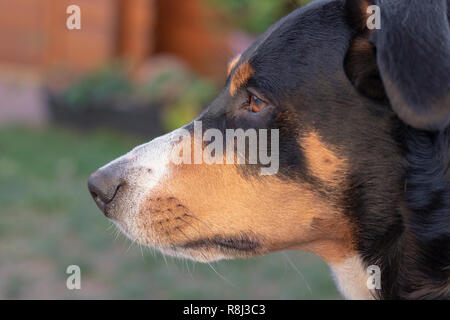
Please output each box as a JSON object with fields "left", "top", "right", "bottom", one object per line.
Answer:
{"left": 88, "top": 167, "right": 122, "bottom": 214}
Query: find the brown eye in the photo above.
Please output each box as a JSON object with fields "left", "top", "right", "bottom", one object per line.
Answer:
{"left": 250, "top": 94, "right": 268, "bottom": 113}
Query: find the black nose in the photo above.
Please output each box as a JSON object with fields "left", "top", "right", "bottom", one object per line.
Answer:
{"left": 88, "top": 167, "right": 122, "bottom": 214}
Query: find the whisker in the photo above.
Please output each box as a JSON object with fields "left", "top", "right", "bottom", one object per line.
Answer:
{"left": 174, "top": 226, "right": 236, "bottom": 287}
{"left": 282, "top": 252, "right": 312, "bottom": 295}
{"left": 125, "top": 235, "right": 138, "bottom": 253}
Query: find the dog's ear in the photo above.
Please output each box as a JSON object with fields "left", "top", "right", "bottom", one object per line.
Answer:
{"left": 344, "top": 35, "right": 387, "bottom": 102}
{"left": 345, "top": 0, "right": 450, "bottom": 131}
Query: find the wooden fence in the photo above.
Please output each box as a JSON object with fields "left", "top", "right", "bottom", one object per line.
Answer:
{"left": 0, "top": 0, "right": 230, "bottom": 76}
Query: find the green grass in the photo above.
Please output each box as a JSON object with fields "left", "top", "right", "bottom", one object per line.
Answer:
{"left": 0, "top": 126, "right": 341, "bottom": 299}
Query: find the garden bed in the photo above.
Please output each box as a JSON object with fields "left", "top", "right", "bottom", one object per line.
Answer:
{"left": 47, "top": 92, "right": 165, "bottom": 138}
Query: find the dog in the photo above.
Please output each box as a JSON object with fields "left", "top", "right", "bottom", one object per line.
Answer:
{"left": 88, "top": 0, "right": 450, "bottom": 299}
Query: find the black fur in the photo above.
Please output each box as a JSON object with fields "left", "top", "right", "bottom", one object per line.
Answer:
{"left": 371, "top": 0, "right": 450, "bottom": 131}
{"left": 344, "top": 0, "right": 450, "bottom": 299}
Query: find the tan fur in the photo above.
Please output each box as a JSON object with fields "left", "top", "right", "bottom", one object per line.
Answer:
{"left": 302, "top": 131, "right": 348, "bottom": 187}
{"left": 351, "top": 37, "right": 373, "bottom": 53}
{"left": 135, "top": 132, "right": 355, "bottom": 263}
{"left": 229, "top": 62, "right": 254, "bottom": 95}
{"left": 227, "top": 54, "right": 241, "bottom": 76}
{"left": 359, "top": 0, "right": 374, "bottom": 31}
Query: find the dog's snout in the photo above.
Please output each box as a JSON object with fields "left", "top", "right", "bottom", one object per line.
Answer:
{"left": 88, "top": 167, "right": 122, "bottom": 214}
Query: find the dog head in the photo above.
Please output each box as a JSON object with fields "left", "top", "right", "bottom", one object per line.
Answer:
{"left": 88, "top": 0, "right": 450, "bottom": 289}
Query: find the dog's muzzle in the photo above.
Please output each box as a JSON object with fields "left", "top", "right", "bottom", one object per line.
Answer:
{"left": 87, "top": 130, "right": 183, "bottom": 220}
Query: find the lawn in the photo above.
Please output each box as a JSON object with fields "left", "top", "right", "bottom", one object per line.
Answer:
{"left": 0, "top": 126, "right": 341, "bottom": 299}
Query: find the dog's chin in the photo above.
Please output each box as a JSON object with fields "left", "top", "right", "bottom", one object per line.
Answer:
{"left": 113, "top": 219, "right": 266, "bottom": 263}
{"left": 158, "top": 247, "right": 229, "bottom": 262}
{"left": 109, "top": 219, "right": 231, "bottom": 262}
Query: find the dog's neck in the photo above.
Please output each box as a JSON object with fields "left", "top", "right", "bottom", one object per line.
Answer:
{"left": 330, "top": 256, "right": 375, "bottom": 300}
{"left": 345, "top": 127, "right": 450, "bottom": 299}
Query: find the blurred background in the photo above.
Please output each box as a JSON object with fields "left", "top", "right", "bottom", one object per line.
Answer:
{"left": 0, "top": 0, "right": 341, "bottom": 299}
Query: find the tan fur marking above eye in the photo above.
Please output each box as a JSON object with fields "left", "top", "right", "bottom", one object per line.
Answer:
{"left": 358, "top": 0, "right": 375, "bottom": 31}
{"left": 360, "top": 1, "right": 371, "bottom": 20}
{"left": 230, "top": 62, "right": 254, "bottom": 95}
{"left": 302, "top": 131, "right": 347, "bottom": 185}
{"left": 227, "top": 54, "right": 241, "bottom": 76}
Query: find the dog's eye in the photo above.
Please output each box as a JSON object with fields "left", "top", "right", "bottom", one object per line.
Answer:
{"left": 250, "top": 94, "right": 268, "bottom": 113}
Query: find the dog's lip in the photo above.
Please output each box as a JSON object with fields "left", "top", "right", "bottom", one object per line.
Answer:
{"left": 180, "top": 235, "right": 261, "bottom": 252}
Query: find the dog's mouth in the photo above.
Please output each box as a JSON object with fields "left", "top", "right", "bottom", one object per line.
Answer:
{"left": 181, "top": 235, "right": 262, "bottom": 253}
{"left": 154, "top": 234, "right": 264, "bottom": 262}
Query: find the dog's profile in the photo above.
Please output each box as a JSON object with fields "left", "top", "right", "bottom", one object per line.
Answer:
{"left": 88, "top": 0, "right": 450, "bottom": 299}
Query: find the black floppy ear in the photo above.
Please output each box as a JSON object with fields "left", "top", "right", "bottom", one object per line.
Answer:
{"left": 346, "top": 0, "right": 450, "bottom": 131}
